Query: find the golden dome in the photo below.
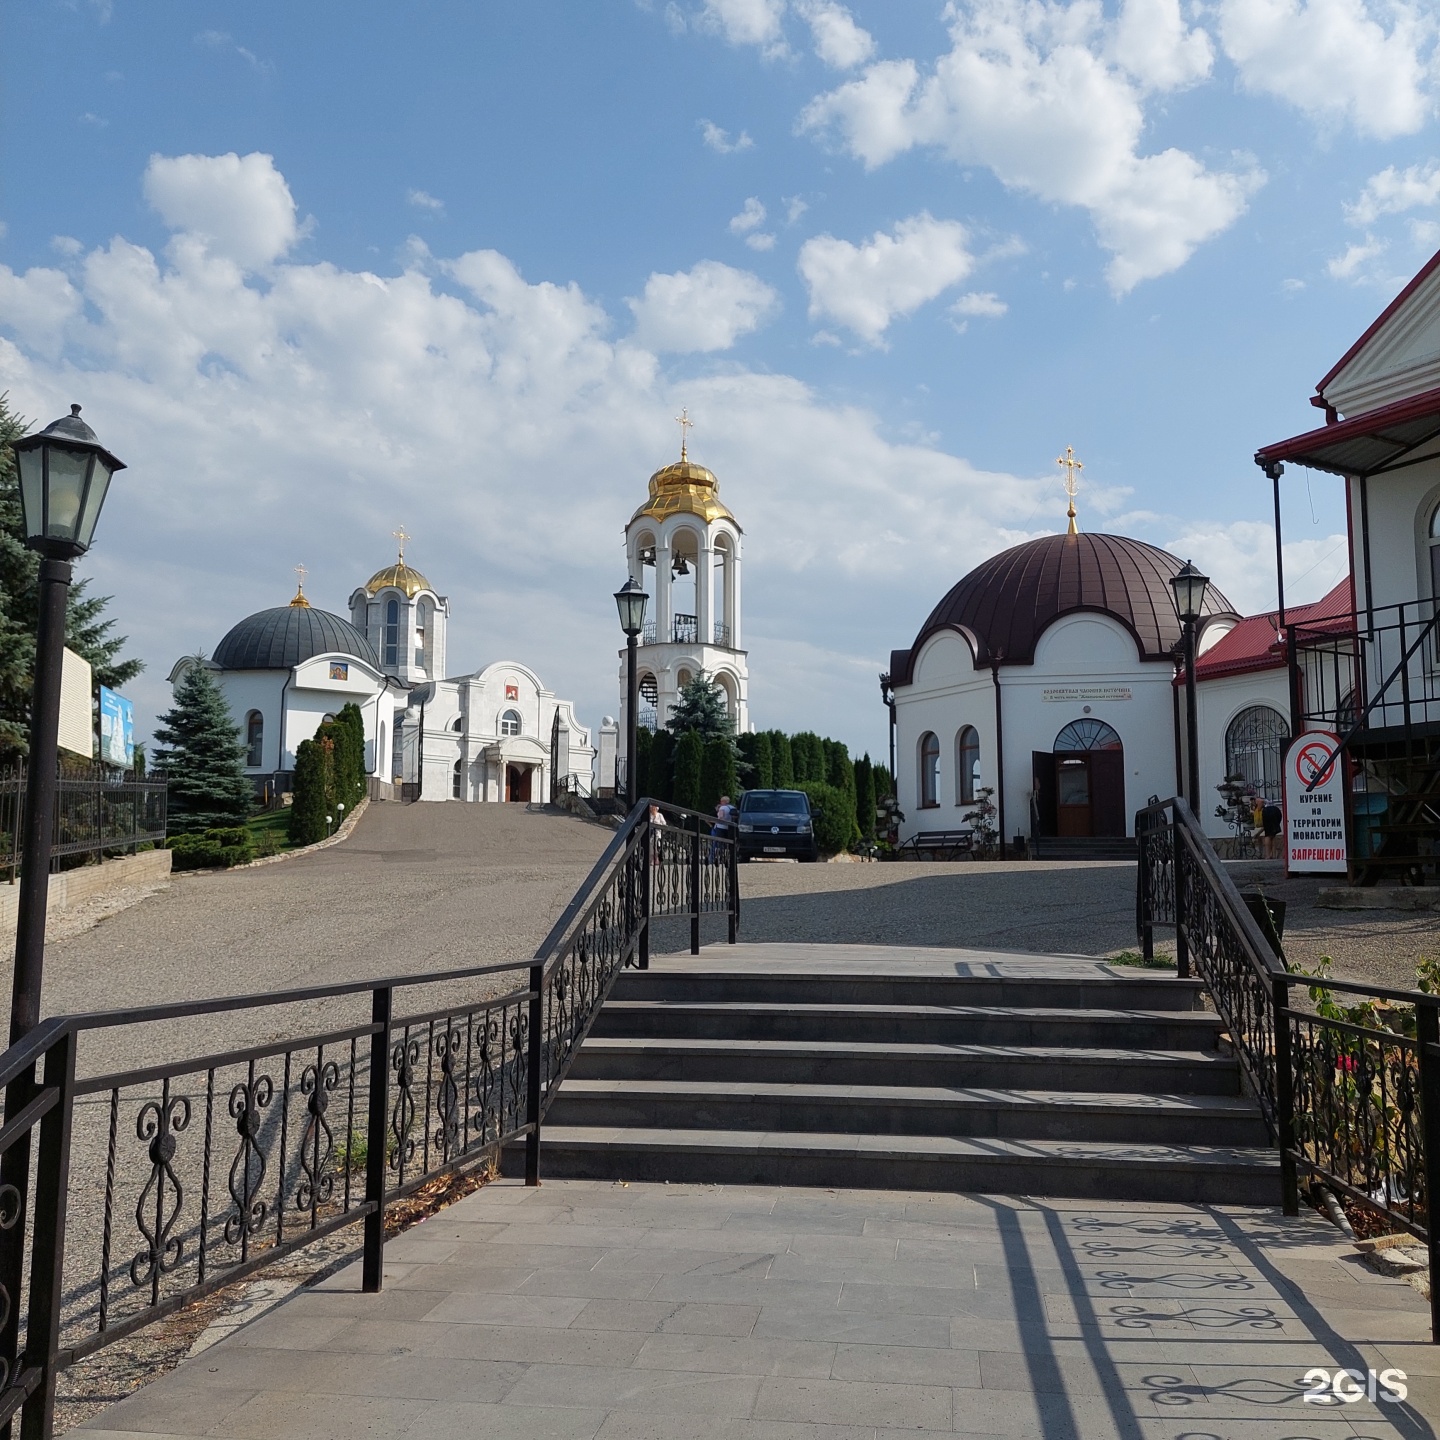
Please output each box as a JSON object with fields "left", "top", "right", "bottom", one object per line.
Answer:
{"left": 364, "top": 561, "right": 433, "bottom": 598}
{"left": 631, "top": 457, "right": 737, "bottom": 527}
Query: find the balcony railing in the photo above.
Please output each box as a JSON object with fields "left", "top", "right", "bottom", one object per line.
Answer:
{"left": 638, "top": 616, "right": 733, "bottom": 647}
{"left": 1292, "top": 597, "right": 1440, "bottom": 737}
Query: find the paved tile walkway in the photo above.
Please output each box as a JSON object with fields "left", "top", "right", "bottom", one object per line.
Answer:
{"left": 78, "top": 1178, "right": 1436, "bottom": 1440}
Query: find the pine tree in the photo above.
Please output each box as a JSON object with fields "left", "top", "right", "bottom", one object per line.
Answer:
{"left": 0, "top": 394, "right": 143, "bottom": 761}
{"left": 648, "top": 728, "right": 675, "bottom": 803}
{"left": 667, "top": 672, "right": 734, "bottom": 744}
{"left": 152, "top": 663, "right": 254, "bottom": 833}
{"left": 289, "top": 735, "right": 331, "bottom": 845}
{"left": 673, "top": 729, "right": 704, "bottom": 810}
{"left": 700, "top": 736, "right": 738, "bottom": 814}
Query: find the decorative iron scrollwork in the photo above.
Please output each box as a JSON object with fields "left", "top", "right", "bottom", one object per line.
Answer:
{"left": 432, "top": 1027, "right": 463, "bottom": 1162}
{"left": 225, "top": 1072, "right": 274, "bottom": 1246}
{"left": 132, "top": 1091, "right": 191, "bottom": 1289}
{"left": 390, "top": 1035, "right": 421, "bottom": 1173}
{"left": 296, "top": 1059, "right": 340, "bottom": 1212}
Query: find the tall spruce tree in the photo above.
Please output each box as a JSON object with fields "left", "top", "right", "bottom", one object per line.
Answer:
{"left": 0, "top": 394, "right": 143, "bottom": 761}
{"left": 152, "top": 663, "right": 254, "bottom": 833}
{"left": 672, "top": 729, "right": 704, "bottom": 810}
{"left": 666, "top": 672, "right": 734, "bottom": 744}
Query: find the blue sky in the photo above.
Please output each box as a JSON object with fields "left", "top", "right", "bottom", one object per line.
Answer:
{"left": 3, "top": 0, "right": 1438, "bottom": 759}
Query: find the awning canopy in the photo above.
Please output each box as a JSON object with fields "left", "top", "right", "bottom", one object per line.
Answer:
{"left": 1254, "top": 384, "right": 1440, "bottom": 479}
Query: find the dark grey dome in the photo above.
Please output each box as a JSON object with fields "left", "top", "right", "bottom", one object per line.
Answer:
{"left": 213, "top": 604, "right": 379, "bottom": 671}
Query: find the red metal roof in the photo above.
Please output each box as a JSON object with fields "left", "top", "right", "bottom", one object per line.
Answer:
{"left": 1188, "top": 577, "right": 1353, "bottom": 683}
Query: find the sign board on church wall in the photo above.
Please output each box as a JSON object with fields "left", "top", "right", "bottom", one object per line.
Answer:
{"left": 1283, "top": 729, "right": 1348, "bottom": 874}
{"left": 1041, "top": 686, "right": 1133, "bottom": 704}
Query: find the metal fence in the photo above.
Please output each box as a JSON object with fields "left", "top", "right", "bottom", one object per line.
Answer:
{"left": 0, "top": 798, "right": 737, "bottom": 1439}
{"left": 1137, "top": 795, "right": 1440, "bottom": 1343}
{"left": 1, "top": 762, "right": 167, "bottom": 882}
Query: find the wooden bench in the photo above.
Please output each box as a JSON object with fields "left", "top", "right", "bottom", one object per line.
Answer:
{"left": 898, "top": 829, "right": 974, "bottom": 860}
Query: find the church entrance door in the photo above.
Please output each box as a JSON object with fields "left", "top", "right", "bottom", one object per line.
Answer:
{"left": 1033, "top": 720, "right": 1126, "bottom": 839}
{"left": 506, "top": 764, "right": 533, "bottom": 803}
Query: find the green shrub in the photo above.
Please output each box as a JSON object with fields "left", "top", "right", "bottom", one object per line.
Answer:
{"left": 700, "top": 736, "right": 738, "bottom": 815}
{"left": 647, "top": 729, "right": 675, "bottom": 803}
{"left": 855, "top": 755, "right": 876, "bottom": 840}
{"left": 289, "top": 735, "right": 331, "bottom": 846}
{"left": 769, "top": 731, "right": 794, "bottom": 788}
{"left": 797, "top": 781, "right": 854, "bottom": 855}
{"left": 168, "top": 826, "right": 255, "bottom": 870}
{"left": 673, "top": 730, "right": 704, "bottom": 810}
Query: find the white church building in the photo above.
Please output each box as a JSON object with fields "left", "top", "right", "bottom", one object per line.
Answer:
{"left": 173, "top": 548, "right": 594, "bottom": 804}
{"left": 886, "top": 524, "right": 1346, "bottom": 849}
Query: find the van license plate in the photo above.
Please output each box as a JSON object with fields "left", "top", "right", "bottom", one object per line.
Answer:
{"left": 763, "top": 846, "right": 785, "bottom": 853}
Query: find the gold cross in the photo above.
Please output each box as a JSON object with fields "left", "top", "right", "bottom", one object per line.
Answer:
{"left": 294, "top": 562, "right": 307, "bottom": 592}
{"left": 1056, "top": 447, "right": 1083, "bottom": 535}
{"left": 392, "top": 525, "right": 410, "bottom": 562}
{"left": 675, "top": 408, "right": 693, "bottom": 461}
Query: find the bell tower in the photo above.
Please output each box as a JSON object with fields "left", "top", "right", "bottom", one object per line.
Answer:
{"left": 621, "top": 416, "right": 749, "bottom": 739}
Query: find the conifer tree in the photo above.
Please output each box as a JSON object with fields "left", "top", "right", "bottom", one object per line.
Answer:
{"left": 673, "top": 729, "right": 704, "bottom": 810}
{"left": 635, "top": 725, "right": 654, "bottom": 799}
{"left": 648, "top": 728, "right": 675, "bottom": 803}
{"left": 152, "top": 663, "right": 254, "bottom": 833}
{"left": 770, "top": 731, "right": 794, "bottom": 787}
{"left": 855, "top": 754, "right": 876, "bottom": 840}
{"left": 666, "top": 672, "right": 734, "bottom": 744}
{"left": 0, "top": 393, "right": 143, "bottom": 760}
{"left": 700, "top": 736, "right": 738, "bottom": 814}
{"left": 289, "top": 735, "right": 331, "bottom": 845}
{"left": 753, "top": 730, "right": 773, "bottom": 788}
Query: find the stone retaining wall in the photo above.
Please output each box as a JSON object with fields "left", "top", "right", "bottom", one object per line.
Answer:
{"left": 0, "top": 848, "right": 173, "bottom": 937}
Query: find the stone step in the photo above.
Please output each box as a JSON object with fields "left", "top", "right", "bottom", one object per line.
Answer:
{"left": 546, "top": 1079, "right": 1271, "bottom": 1146}
{"left": 511, "top": 1126, "right": 1280, "bottom": 1206}
{"left": 569, "top": 1038, "right": 1241, "bottom": 1094}
{"left": 593, "top": 1001, "right": 1224, "bottom": 1050}
{"left": 609, "top": 970, "right": 1204, "bottom": 1011}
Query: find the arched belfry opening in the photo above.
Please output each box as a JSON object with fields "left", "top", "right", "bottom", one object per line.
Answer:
{"left": 621, "top": 413, "right": 750, "bottom": 737}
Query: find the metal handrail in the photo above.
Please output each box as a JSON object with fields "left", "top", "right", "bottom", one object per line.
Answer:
{"left": 0, "top": 796, "right": 740, "bottom": 1438}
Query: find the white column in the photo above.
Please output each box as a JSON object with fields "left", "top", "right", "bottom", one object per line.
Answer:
{"left": 655, "top": 537, "right": 672, "bottom": 641}
{"left": 729, "top": 537, "right": 743, "bottom": 651}
{"left": 698, "top": 539, "right": 715, "bottom": 647}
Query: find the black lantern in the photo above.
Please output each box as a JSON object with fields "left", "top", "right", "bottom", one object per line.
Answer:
{"left": 12, "top": 405, "right": 126, "bottom": 559}
{"left": 1170, "top": 560, "right": 1209, "bottom": 624}
{"left": 614, "top": 576, "right": 649, "bottom": 637}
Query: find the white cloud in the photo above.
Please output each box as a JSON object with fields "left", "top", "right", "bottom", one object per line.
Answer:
{"left": 51, "top": 236, "right": 83, "bottom": 257}
{"left": 0, "top": 153, "right": 1067, "bottom": 759}
{"left": 797, "top": 0, "right": 1260, "bottom": 293}
{"left": 795, "top": 0, "right": 875, "bottom": 68}
{"left": 1345, "top": 160, "right": 1440, "bottom": 226}
{"left": 143, "top": 152, "right": 302, "bottom": 270}
{"left": 1328, "top": 234, "right": 1388, "bottom": 282}
{"left": 729, "top": 197, "right": 767, "bottom": 233}
{"left": 195, "top": 29, "right": 272, "bottom": 73}
{"left": 1165, "top": 520, "right": 1349, "bottom": 613}
{"left": 1217, "top": 0, "right": 1435, "bottom": 139}
{"left": 627, "top": 259, "right": 779, "bottom": 351}
{"left": 784, "top": 196, "right": 809, "bottom": 225}
{"left": 699, "top": 0, "right": 788, "bottom": 56}
{"left": 699, "top": 119, "right": 755, "bottom": 153}
{"left": 407, "top": 189, "right": 446, "bottom": 214}
{"left": 950, "top": 291, "right": 1007, "bottom": 318}
{"left": 797, "top": 213, "right": 976, "bottom": 345}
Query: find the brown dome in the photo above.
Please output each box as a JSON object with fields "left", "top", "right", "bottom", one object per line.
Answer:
{"left": 890, "top": 533, "right": 1235, "bottom": 683}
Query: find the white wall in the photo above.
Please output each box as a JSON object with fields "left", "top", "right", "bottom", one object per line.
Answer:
{"left": 1193, "top": 669, "right": 1292, "bottom": 835}
{"left": 1350, "top": 460, "right": 1440, "bottom": 613}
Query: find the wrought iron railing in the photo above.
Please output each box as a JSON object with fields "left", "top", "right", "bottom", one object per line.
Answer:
{"left": 2, "top": 762, "right": 167, "bottom": 882}
{"left": 0, "top": 798, "right": 737, "bottom": 1438}
{"left": 1292, "top": 596, "right": 1440, "bottom": 738}
{"left": 1137, "top": 795, "right": 1440, "bottom": 1341}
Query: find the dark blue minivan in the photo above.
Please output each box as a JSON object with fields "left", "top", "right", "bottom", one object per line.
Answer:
{"left": 736, "top": 789, "right": 819, "bottom": 863}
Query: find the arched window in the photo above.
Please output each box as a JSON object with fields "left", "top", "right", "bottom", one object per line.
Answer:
{"left": 384, "top": 598, "right": 399, "bottom": 667}
{"left": 453, "top": 759, "right": 463, "bottom": 799}
{"left": 245, "top": 711, "right": 263, "bottom": 768}
{"left": 1054, "top": 718, "right": 1123, "bottom": 751}
{"left": 1429, "top": 500, "right": 1440, "bottom": 599}
{"left": 500, "top": 709, "right": 522, "bottom": 737}
{"left": 956, "top": 726, "right": 980, "bottom": 804}
{"left": 1225, "top": 706, "right": 1288, "bottom": 802}
{"left": 415, "top": 600, "right": 430, "bottom": 673}
{"left": 451, "top": 717, "right": 463, "bottom": 732}
{"left": 919, "top": 732, "right": 940, "bottom": 808}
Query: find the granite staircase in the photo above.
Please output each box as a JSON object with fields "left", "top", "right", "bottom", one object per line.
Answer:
{"left": 524, "top": 944, "right": 1278, "bottom": 1205}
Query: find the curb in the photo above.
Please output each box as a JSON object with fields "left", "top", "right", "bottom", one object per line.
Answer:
{"left": 175, "top": 796, "right": 371, "bottom": 877}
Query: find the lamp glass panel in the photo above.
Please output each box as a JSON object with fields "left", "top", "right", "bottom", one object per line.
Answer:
{"left": 75, "top": 457, "right": 114, "bottom": 549}
{"left": 16, "top": 447, "right": 44, "bottom": 541}
{"left": 42, "top": 446, "right": 91, "bottom": 540}
{"left": 1172, "top": 568, "right": 1207, "bottom": 621}
{"left": 615, "top": 586, "right": 648, "bottom": 634}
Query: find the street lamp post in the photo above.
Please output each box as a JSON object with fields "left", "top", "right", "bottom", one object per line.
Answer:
{"left": 9, "top": 405, "right": 126, "bottom": 1044}
{"left": 1170, "top": 560, "right": 1209, "bottom": 817}
{"left": 613, "top": 577, "right": 649, "bottom": 809}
